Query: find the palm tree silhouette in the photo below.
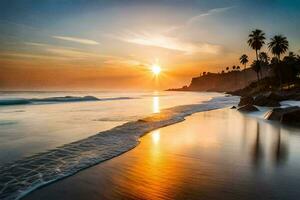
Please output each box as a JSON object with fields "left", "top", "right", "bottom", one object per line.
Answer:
{"left": 268, "top": 35, "right": 289, "bottom": 88}
{"left": 248, "top": 29, "right": 266, "bottom": 61}
{"left": 251, "top": 60, "right": 261, "bottom": 82}
{"left": 259, "top": 52, "right": 270, "bottom": 64}
{"left": 248, "top": 29, "right": 266, "bottom": 82}
{"left": 268, "top": 35, "right": 289, "bottom": 60}
{"left": 259, "top": 52, "right": 270, "bottom": 77}
{"left": 240, "top": 54, "right": 249, "bottom": 85}
{"left": 239, "top": 54, "right": 249, "bottom": 70}
{"left": 287, "top": 51, "right": 296, "bottom": 60}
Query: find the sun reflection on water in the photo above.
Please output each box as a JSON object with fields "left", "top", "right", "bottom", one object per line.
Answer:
{"left": 151, "top": 130, "right": 160, "bottom": 145}
{"left": 152, "top": 95, "right": 160, "bottom": 113}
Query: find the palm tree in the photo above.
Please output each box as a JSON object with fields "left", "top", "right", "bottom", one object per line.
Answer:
{"left": 248, "top": 29, "right": 266, "bottom": 61}
{"left": 259, "top": 52, "right": 270, "bottom": 78}
{"left": 251, "top": 60, "right": 261, "bottom": 82}
{"left": 287, "top": 52, "right": 296, "bottom": 59}
{"left": 239, "top": 54, "right": 249, "bottom": 70}
{"left": 268, "top": 35, "right": 289, "bottom": 88}
{"left": 271, "top": 57, "right": 279, "bottom": 65}
{"left": 248, "top": 29, "right": 266, "bottom": 82}
{"left": 268, "top": 35, "right": 289, "bottom": 60}
{"left": 259, "top": 52, "right": 270, "bottom": 65}
{"left": 282, "top": 52, "right": 299, "bottom": 86}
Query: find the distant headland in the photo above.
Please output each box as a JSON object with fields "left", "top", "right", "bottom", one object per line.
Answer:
{"left": 168, "top": 28, "right": 300, "bottom": 98}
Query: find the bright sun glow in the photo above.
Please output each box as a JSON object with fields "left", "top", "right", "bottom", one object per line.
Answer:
{"left": 151, "top": 130, "right": 160, "bottom": 144}
{"left": 151, "top": 65, "right": 161, "bottom": 75}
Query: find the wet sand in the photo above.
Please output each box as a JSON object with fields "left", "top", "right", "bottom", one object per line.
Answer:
{"left": 24, "top": 109, "right": 300, "bottom": 200}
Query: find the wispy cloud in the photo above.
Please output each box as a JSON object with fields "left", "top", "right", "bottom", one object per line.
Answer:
{"left": 107, "top": 6, "right": 233, "bottom": 55}
{"left": 46, "top": 48, "right": 101, "bottom": 58}
{"left": 25, "top": 42, "right": 49, "bottom": 47}
{"left": 0, "top": 52, "right": 68, "bottom": 60}
{"left": 164, "top": 6, "right": 235, "bottom": 34}
{"left": 24, "top": 41, "right": 106, "bottom": 59}
{"left": 52, "top": 36, "right": 99, "bottom": 45}
{"left": 117, "top": 31, "right": 221, "bottom": 55}
{"left": 103, "top": 58, "right": 142, "bottom": 66}
{"left": 187, "top": 6, "right": 235, "bottom": 25}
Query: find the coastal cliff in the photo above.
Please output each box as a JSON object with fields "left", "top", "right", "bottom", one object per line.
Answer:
{"left": 168, "top": 67, "right": 271, "bottom": 92}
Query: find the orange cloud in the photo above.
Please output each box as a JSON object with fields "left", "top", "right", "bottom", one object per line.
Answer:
{"left": 118, "top": 31, "right": 222, "bottom": 55}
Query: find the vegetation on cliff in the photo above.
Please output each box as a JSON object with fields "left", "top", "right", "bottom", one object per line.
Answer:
{"left": 168, "top": 29, "right": 300, "bottom": 94}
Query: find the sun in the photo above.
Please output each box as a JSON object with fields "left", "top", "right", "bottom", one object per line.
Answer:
{"left": 151, "top": 64, "right": 161, "bottom": 75}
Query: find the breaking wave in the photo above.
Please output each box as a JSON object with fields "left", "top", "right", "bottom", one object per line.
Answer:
{"left": 0, "top": 95, "right": 239, "bottom": 200}
{"left": 0, "top": 96, "right": 134, "bottom": 106}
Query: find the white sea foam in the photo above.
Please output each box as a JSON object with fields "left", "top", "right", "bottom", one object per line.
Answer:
{"left": 0, "top": 96, "right": 135, "bottom": 106}
{"left": 0, "top": 95, "right": 239, "bottom": 200}
{"left": 280, "top": 100, "right": 300, "bottom": 107}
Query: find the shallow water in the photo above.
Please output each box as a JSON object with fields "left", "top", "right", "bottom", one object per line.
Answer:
{"left": 24, "top": 109, "right": 300, "bottom": 200}
{"left": 0, "top": 91, "right": 237, "bottom": 200}
{"left": 0, "top": 91, "right": 221, "bottom": 164}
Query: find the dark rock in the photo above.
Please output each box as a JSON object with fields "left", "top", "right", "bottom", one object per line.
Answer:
{"left": 254, "top": 94, "right": 281, "bottom": 107}
{"left": 294, "top": 95, "right": 300, "bottom": 101}
{"left": 231, "top": 106, "right": 236, "bottom": 109}
{"left": 267, "top": 92, "right": 287, "bottom": 101}
{"left": 238, "top": 96, "right": 254, "bottom": 106}
{"left": 265, "top": 106, "right": 300, "bottom": 121}
{"left": 238, "top": 104, "right": 259, "bottom": 112}
{"left": 281, "top": 108, "right": 300, "bottom": 124}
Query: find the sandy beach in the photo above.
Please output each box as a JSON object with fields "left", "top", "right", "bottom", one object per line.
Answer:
{"left": 23, "top": 108, "right": 300, "bottom": 200}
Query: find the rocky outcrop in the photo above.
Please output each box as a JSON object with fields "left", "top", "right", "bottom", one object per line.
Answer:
{"left": 254, "top": 94, "right": 281, "bottom": 107}
{"left": 265, "top": 106, "right": 300, "bottom": 124}
{"left": 238, "top": 96, "right": 254, "bottom": 107}
{"left": 237, "top": 92, "right": 283, "bottom": 108}
{"left": 237, "top": 96, "right": 259, "bottom": 112}
{"left": 281, "top": 109, "right": 300, "bottom": 123}
{"left": 267, "top": 92, "right": 287, "bottom": 101}
{"left": 238, "top": 104, "right": 259, "bottom": 112}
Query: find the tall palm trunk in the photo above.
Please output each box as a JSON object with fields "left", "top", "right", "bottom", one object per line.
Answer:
{"left": 277, "top": 54, "right": 282, "bottom": 90}
{"left": 243, "top": 64, "right": 246, "bottom": 84}
{"left": 255, "top": 49, "right": 260, "bottom": 83}
{"left": 255, "top": 49, "right": 258, "bottom": 61}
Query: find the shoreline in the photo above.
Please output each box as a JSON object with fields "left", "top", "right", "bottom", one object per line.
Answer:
{"left": 23, "top": 108, "right": 300, "bottom": 200}
{"left": 0, "top": 95, "right": 239, "bottom": 200}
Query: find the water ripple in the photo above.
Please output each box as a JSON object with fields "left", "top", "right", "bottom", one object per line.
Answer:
{"left": 0, "top": 96, "right": 239, "bottom": 200}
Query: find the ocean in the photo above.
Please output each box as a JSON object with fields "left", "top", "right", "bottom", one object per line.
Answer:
{"left": 0, "top": 91, "right": 239, "bottom": 199}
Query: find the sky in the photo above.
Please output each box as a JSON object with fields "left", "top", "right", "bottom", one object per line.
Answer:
{"left": 0, "top": 0, "right": 300, "bottom": 90}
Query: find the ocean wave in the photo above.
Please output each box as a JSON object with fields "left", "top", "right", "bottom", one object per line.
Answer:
{"left": 0, "top": 99, "right": 31, "bottom": 106}
{"left": 0, "top": 96, "right": 134, "bottom": 106}
{"left": 0, "top": 95, "right": 239, "bottom": 200}
{"left": 0, "top": 120, "right": 17, "bottom": 126}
